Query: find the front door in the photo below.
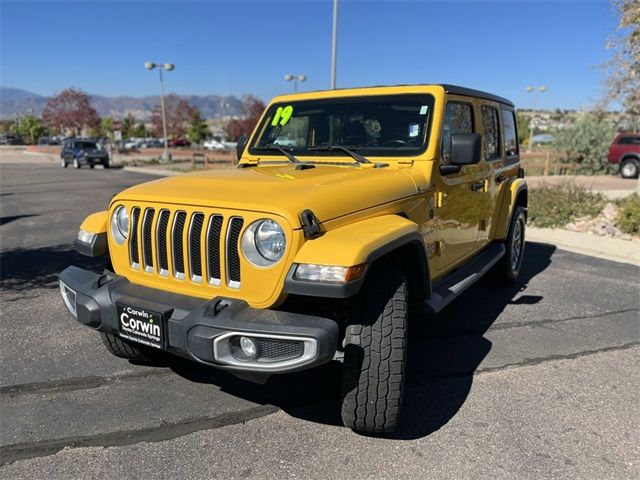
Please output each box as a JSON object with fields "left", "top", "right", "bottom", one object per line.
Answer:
{"left": 433, "top": 98, "right": 484, "bottom": 273}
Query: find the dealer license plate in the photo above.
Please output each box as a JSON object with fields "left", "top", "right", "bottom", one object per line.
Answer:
{"left": 116, "top": 303, "right": 164, "bottom": 349}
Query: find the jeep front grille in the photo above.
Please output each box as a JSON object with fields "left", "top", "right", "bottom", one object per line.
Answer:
{"left": 128, "top": 207, "right": 245, "bottom": 288}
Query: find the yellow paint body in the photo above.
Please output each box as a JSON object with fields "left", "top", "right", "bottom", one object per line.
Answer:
{"left": 80, "top": 85, "right": 526, "bottom": 308}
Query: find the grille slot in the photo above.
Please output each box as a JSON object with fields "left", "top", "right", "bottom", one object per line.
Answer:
{"left": 256, "top": 339, "right": 304, "bottom": 360}
{"left": 226, "top": 217, "right": 244, "bottom": 288}
{"left": 206, "top": 215, "right": 223, "bottom": 285}
{"left": 188, "top": 213, "right": 205, "bottom": 282}
{"left": 156, "top": 210, "right": 170, "bottom": 276}
{"left": 172, "top": 211, "right": 187, "bottom": 279}
{"left": 129, "top": 207, "right": 141, "bottom": 269}
{"left": 141, "top": 208, "right": 155, "bottom": 272}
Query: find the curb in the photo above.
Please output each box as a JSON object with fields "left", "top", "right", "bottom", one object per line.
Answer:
{"left": 123, "top": 166, "right": 184, "bottom": 177}
{"left": 527, "top": 227, "right": 640, "bottom": 266}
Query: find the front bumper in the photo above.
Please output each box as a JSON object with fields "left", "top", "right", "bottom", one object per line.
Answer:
{"left": 58, "top": 266, "right": 338, "bottom": 378}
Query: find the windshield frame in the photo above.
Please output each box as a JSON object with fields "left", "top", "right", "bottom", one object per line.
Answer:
{"left": 248, "top": 93, "right": 435, "bottom": 159}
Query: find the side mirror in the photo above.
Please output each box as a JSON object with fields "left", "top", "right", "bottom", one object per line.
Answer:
{"left": 236, "top": 135, "right": 248, "bottom": 163}
{"left": 451, "top": 133, "right": 481, "bottom": 166}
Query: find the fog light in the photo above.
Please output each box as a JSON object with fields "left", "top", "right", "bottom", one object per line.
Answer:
{"left": 240, "top": 336, "right": 257, "bottom": 358}
{"left": 59, "top": 281, "right": 77, "bottom": 318}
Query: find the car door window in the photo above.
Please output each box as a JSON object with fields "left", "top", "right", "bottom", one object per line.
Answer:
{"left": 481, "top": 105, "right": 500, "bottom": 160}
{"left": 501, "top": 108, "right": 519, "bottom": 158}
{"left": 441, "top": 102, "right": 474, "bottom": 165}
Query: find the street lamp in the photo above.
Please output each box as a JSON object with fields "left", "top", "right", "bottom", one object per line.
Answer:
{"left": 331, "top": 0, "right": 339, "bottom": 89}
{"left": 145, "top": 61, "right": 175, "bottom": 161}
{"left": 284, "top": 74, "right": 307, "bottom": 92}
{"left": 525, "top": 85, "right": 547, "bottom": 152}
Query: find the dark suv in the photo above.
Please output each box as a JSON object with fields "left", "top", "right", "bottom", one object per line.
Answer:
{"left": 61, "top": 139, "right": 110, "bottom": 169}
{"left": 608, "top": 133, "right": 640, "bottom": 179}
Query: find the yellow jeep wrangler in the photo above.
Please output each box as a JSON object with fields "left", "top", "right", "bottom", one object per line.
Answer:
{"left": 60, "top": 84, "right": 527, "bottom": 433}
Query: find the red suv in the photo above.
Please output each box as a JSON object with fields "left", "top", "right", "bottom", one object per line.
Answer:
{"left": 608, "top": 132, "right": 640, "bottom": 178}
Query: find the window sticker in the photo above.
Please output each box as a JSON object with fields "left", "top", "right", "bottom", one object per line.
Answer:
{"left": 271, "top": 105, "right": 294, "bottom": 127}
{"left": 408, "top": 123, "right": 420, "bottom": 137}
{"left": 419, "top": 105, "right": 429, "bottom": 115}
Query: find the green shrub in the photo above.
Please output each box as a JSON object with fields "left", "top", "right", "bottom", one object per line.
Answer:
{"left": 615, "top": 194, "right": 640, "bottom": 235}
{"left": 528, "top": 184, "right": 605, "bottom": 228}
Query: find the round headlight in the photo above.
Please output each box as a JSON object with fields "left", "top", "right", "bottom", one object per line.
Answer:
{"left": 111, "top": 206, "right": 129, "bottom": 245}
{"left": 241, "top": 219, "right": 286, "bottom": 267}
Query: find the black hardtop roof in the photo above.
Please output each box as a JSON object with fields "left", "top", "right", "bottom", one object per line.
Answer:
{"left": 440, "top": 84, "right": 514, "bottom": 107}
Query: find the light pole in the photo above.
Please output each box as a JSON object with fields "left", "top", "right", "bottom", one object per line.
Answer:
{"left": 145, "top": 61, "right": 174, "bottom": 161}
{"left": 331, "top": 0, "right": 339, "bottom": 89}
{"left": 525, "top": 85, "right": 547, "bottom": 152}
{"left": 284, "top": 74, "right": 307, "bottom": 92}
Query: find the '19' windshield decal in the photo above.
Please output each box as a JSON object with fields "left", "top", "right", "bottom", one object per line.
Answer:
{"left": 271, "top": 105, "right": 294, "bottom": 127}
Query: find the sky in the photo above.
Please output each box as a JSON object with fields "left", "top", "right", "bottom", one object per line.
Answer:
{"left": 0, "top": 0, "right": 620, "bottom": 110}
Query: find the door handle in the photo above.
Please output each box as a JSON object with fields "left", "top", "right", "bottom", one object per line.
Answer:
{"left": 495, "top": 174, "right": 507, "bottom": 184}
{"left": 470, "top": 181, "right": 485, "bottom": 191}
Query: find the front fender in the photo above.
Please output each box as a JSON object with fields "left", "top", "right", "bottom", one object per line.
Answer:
{"left": 285, "top": 215, "right": 428, "bottom": 298}
{"left": 80, "top": 210, "right": 108, "bottom": 234}
{"left": 492, "top": 178, "right": 527, "bottom": 240}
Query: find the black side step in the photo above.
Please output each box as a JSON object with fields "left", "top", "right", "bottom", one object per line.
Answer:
{"left": 425, "top": 243, "right": 506, "bottom": 314}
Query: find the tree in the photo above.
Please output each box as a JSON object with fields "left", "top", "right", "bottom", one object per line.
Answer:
{"left": 603, "top": 0, "right": 640, "bottom": 123}
{"left": 516, "top": 112, "right": 530, "bottom": 145}
{"left": 186, "top": 109, "right": 209, "bottom": 145}
{"left": 10, "top": 115, "right": 47, "bottom": 144}
{"left": 41, "top": 88, "right": 100, "bottom": 135}
{"left": 132, "top": 122, "right": 147, "bottom": 138}
{"left": 553, "top": 111, "right": 616, "bottom": 173}
{"left": 101, "top": 116, "right": 114, "bottom": 140}
{"left": 151, "top": 94, "right": 194, "bottom": 139}
{"left": 225, "top": 95, "right": 266, "bottom": 141}
{"left": 121, "top": 113, "right": 135, "bottom": 139}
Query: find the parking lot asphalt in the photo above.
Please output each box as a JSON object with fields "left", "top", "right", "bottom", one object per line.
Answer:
{"left": 1, "top": 158, "right": 639, "bottom": 479}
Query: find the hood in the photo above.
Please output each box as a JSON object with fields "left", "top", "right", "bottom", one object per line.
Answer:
{"left": 114, "top": 164, "right": 420, "bottom": 226}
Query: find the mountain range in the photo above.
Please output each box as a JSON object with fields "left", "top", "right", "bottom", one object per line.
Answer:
{"left": 0, "top": 87, "right": 246, "bottom": 120}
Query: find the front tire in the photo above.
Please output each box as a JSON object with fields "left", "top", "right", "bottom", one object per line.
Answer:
{"left": 100, "top": 332, "right": 157, "bottom": 362}
{"left": 341, "top": 259, "right": 408, "bottom": 433}
{"left": 61, "top": 158, "right": 67, "bottom": 168}
{"left": 620, "top": 159, "right": 639, "bottom": 179}
{"left": 494, "top": 206, "right": 526, "bottom": 283}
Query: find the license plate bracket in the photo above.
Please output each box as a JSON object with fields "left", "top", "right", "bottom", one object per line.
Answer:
{"left": 116, "top": 302, "right": 166, "bottom": 349}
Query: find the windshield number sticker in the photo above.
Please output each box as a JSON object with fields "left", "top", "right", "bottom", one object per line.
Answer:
{"left": 271, "top": 105, "right": 294, "bottom": 127}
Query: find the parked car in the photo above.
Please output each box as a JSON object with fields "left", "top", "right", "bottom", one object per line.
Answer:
{"left": 60, "top": 84, "right": 527, "bottom": 434}
{"left": 140, "top": 139, "right": 164, "bottom": 148}
{"left": 168, "top": 138, "right": 191, "bottom": 148}
{"left": 608, "top": 132, "right": 640, "bottom": 178}
{"left": 0, "top": 133, "right": 23, "bottom": 145}
{"left": 60, "top": 139, "right": 110, "bottom": 168}
{"left": 203, "top": 138, "right": 226, "bottom": 150}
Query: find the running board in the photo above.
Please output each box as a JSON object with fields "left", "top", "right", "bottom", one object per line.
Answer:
{"left": 425, "top": 243, "right": 506, "bottom": 314}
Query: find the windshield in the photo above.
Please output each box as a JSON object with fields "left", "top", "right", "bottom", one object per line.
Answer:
{"left": 75, "top": 141, "right": 99, "bottom": 150}
{"left": 250, "top": 94, "right": 434, "bottom": 158}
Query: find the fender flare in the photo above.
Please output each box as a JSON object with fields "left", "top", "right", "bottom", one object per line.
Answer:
{"left": 492, "top": 179, "right": 528, "bottom": 240}
{"left": 284, "top": 215, "right": 430, "bottom": 299}
{"left": 74, "top": 210, "right": 109, "bottom": 257}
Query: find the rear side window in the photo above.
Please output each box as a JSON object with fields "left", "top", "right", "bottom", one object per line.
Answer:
{"left": 441, "top": 102, "right": 474, "bottom": 164}
{"left": 501, "top": 109, "right": 519, "bottom": 157}
{"left": 618, "top": 136, "right": 640, "bottom": 145}
{"left": 481, "top": 105, "right": 500, "bottom": 160}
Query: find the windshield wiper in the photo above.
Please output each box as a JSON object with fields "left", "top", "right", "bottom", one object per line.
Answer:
{"left": 308, "top": 145, "right": 372, "bottom": 164}
{"left": 253, "top": 144, "right": 301, "bottom": 164}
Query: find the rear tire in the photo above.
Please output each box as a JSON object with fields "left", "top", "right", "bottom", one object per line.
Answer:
{"left": 341, "top": 259, "right": 408, "bottom": 434}
{"left": 72, "top": 158, "right": 80, "bottom": 169}
{"left": 100, "top": 332, "right": 157, "bottom": 362}
{"left": 620, "top": 159, "right": 639, "bottom": 179}
{"left": 89, "top": 163, "right": 95, "bottom": 169}
{"left": 494, "top": 206, "right": 526, "bottom": 283}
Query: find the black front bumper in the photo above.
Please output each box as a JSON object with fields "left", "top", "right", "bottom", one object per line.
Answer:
{"left": 59, "top": 266, "right": 338, "bottom": 378}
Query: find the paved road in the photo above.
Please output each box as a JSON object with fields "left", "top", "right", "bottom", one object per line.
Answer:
{"left": 1, "top": 158, "right": 639, "bottom": 479}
